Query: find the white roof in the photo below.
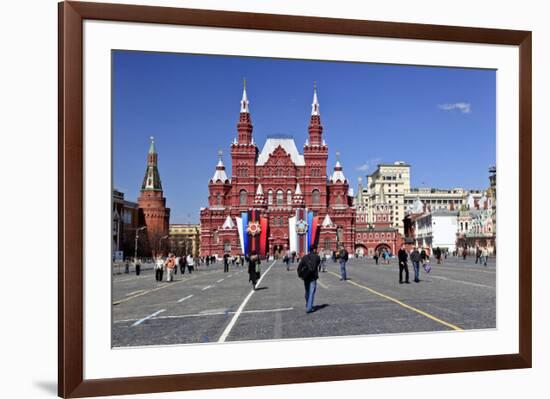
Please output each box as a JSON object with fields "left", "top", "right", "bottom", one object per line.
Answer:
{"left": 222, "top": 216, "right": 235, "bottom": 229}
{"left": 211, "top": 159, "right": 229, "bottom": 183}
{"left": 330, "top": 161, "right": 347, "bottom": 183}
{"left": 256, "top": 138, "right": 305, "bottom": 166}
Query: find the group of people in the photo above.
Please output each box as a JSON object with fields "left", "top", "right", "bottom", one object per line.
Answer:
{"left": 154, "top": 253, "right": 196, "bottom": 282}
{"left": 397, "top": 245, "right": 430, "bottom": 284}
{"left": 373, "top": 249, "right": 392, "bottom": 265}
{"left": 223, "top": 253, "right": 246, "bottom": 273}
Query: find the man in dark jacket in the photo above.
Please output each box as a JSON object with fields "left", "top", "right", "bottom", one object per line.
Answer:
{"left": 410, "top": 246, "right": 421, "bottom": 283}
{"left": 337, "top": 246, "right": 349, "bottom": 281}
{"left": 297, "top": 246, "right": 321, "bottom": 313}
{"left": 397, "top": 244, "right": 410, "bottom": 284}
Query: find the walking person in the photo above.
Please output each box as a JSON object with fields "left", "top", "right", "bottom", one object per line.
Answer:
{"left": 165, "top": 253, "right": 176, "bottom": 282}
{"left": 174, "top": 255, "right": 179, "bottom": 275}
{"left": 475, "top": 246, "right": 482, "bottom": 264}
{"left": 283, "top": 250, "right": 291, "bottom": 271}
{"left": 178, "top": 255, "right": 186, "bottom": 275}
{"left": 247, "top": 252, "right": 261, "bottom": 290}
{"left": 481, "top": 246, "right": 488, "bottom": 267}
{"left": 410, "top": 246, "right": 421, "bottom": 283}
{"left": 223, "top": 253, "right": 230, "bottom": 273}
{"left": 337, "top": 245, "right": 349, "bottom": 281}
{"left": 297, "top": 245, "right": 321, "bottom": 314}
{"left": 462, "top": 246, "right": 468, "bottom": 260}
{"left": 154, "top": 253, "right": 164, "bottom": 282}
{"left": 435, "top": 246, "right": 442, "bottom": 264}
{"left": 320, "top": 249, "right": 328, "bottom": 272}
{"left": 373, "top": 252, "right": 379, "bottom": 265}
{"left": 186, "top": 254, "right": 194, "bottom": 274}
{"left": 397, "top": 244, "right": 410, "bottom": 284}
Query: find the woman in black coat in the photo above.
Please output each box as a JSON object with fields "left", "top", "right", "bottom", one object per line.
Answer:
{"left": 247, "top": 252, "right": 261, "bottom": 290}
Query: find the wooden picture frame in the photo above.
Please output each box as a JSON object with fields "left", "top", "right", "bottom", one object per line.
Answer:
{"left": 58, "top": 1, "right": 532, "bottom": 397}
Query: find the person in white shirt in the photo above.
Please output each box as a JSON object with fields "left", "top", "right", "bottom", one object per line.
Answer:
{"left": 186, "top": 254, "right": 194, "bottom": 274}
{"left": 154, "top": 253, "right": 164, "bottom": 282}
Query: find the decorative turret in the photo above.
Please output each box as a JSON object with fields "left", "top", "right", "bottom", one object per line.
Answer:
{"left": 137, "top": 137, "right": 170, "bottom": 255}
{"left": 356, "top": 176, "right": 364, "bottom": 206}
{"left": 141, "top": 136, "right": 163, "bottom": 191}
{"left": 292, "top": 183, "right": 304, "bottom": 206}
{"left": 254, "top": 183, "right": 266, "bottom": 206}
{"left": 210, "top": 150, "right": 230, "bottom": 184}
{"left": 329, "top": 152, "right": 347, "bottom": 183}
{"left": 237, "top": 78, "right": 253, "bottom": 145}
{"left": 307, "top": 82, "right": 324, "bottom": 146}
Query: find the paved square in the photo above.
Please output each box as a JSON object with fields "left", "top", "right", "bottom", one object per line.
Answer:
{"left": 112, "top": 256, "right": 496, "bottom": 347}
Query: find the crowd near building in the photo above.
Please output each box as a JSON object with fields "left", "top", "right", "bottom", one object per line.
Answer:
{"left": 112, "top": 82, "right": 496, "bottom": 261}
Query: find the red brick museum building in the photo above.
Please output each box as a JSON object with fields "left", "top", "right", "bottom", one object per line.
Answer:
{"left": 200, "top": 84, "right": 356, "bottom": 257}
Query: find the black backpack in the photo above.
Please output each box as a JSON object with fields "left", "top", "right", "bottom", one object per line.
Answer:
{"left": 297, "top": 256, "right": 314, "bottom": 280}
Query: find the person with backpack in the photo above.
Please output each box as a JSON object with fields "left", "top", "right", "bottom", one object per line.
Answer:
{"left": 337, "top": 245, "right": 349, "bottom": 281}
{"left": 297, "top": 245, "right": 321, "bottom": 313}
{"left": 247, "top": 252, "right": 261, "bottom": 290}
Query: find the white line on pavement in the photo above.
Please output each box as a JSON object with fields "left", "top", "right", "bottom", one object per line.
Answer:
{"left": 429, "top": 275, "right": 494, "bottom": 289}
{"left": 202, "top": 285, "right": 213, "bottom": 291}
{"left": 131, "top": 309, "right": 166, "bottom": 327}
{"left": 116, "top": 307, "right": 293, "bottom": 324}
{"left": 125, "top": 289, "right": 145, "bottom": 296}
{"left": 218, "top": 260, "right": 277, "bottom": 343}
{"left": 216, "top": 279, "right": 225, "bottom": 283}
{"left": 317, "top": 280, "right": 329, "bottom": 289}
{"left": 177, "top": 294, "right": 193, "bottom": 303}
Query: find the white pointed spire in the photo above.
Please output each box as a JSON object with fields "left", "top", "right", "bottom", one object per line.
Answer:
{"left": 222, "top": 216, "right": 236, "bottom": 229}
{"left": 211, "top": 150, "right": 229, "bottom": 183}
{"left": 322, "top": 214, "right": 334, "bottom": 227}
{"left": 330, "top": 152, "right": 347, "bottom": 183}
{"left": 256, "top": 183, "right": 264, "bottom": 195}
{"left": 295, "top": 183, "right": 302, "bottom": 195}
{"left": 240, "top": 78, "right": 249, "bottom": 113}
{"left": 311, "top": 81, "right": 320, "bottom": 116}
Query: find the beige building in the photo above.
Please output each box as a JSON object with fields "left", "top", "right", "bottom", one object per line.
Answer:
{"left": 169, "top": 224, "right": 201, "bottom": 257}
{"left": 357, "top": 161, "right": 483, "bottom": 235}
{"left": 364, "top": 162, "right": 411, "bottom": 234}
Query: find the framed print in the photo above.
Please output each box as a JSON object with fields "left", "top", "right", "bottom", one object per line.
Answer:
{"left": 58, "top": 1, "right": 531, "bottom": 397}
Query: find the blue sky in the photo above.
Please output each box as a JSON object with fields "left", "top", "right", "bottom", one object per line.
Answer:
{"left": 113, "top": 51, "right": 496, "bottom": 223}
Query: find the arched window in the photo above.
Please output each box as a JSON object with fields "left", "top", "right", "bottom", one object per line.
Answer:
{"left": 276, "top": 190, "right": 284, "bottom": 206}
{"left": 239, "top": 190, "right": 247, "bottom": 206}
{"left": 268, "top": 190, "right": 273, "bottom": 205}
{"left": 312, "top": 189, "right": 320, "bottom": 205}
{"left": 287, "top": 189, "right": 292, "bottom": 205}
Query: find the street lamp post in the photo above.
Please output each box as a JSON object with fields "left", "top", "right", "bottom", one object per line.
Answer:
{"left": 159, "top": 235, "right": 169, "bottom": 255}
{"left": 134, "top": 226, "right": 146, "bottom": 275}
